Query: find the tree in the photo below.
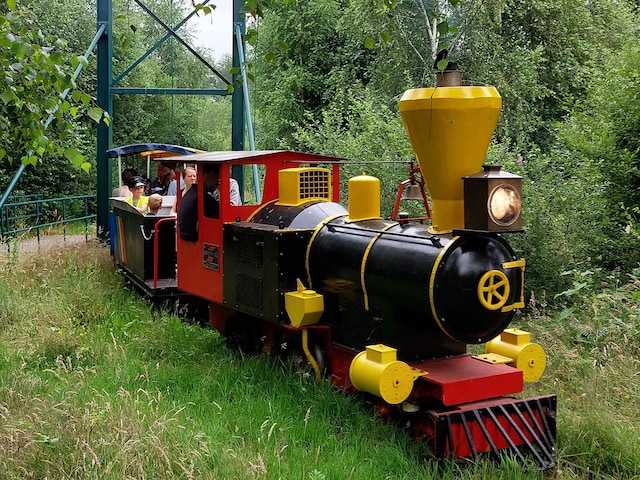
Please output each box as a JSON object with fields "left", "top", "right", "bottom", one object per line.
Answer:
{"left": 292, "top": 85, "right": 415, "bottom": 213}
{"left": 109, "top": 0, "right": 233, "bottom": 149}
{"left": 0, "top": 1, "right": 95, "bottom": 171}
{"left": 249, "top": 0, "right": 350, "bottom": 148}
{"left": 559, "top": 37, "right": 640, "bottom": 269}
{"left": 459, "top": 0, "right": 637, "bottom": 149}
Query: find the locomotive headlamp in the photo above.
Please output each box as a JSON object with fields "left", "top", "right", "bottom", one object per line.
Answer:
{"left": 488, "top": 184, "right": 521, "bottom": 227}
{"left": 463, "top": 165, "right": 523, "bottom": 232}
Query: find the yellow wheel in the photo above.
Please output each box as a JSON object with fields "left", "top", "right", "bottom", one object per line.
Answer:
{"left": 477, "top": 270, "right": 510, "bottom": 310}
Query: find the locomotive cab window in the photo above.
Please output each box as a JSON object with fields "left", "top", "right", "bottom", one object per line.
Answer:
{"left": 202, "top": 164, "right": 249, "bottom": 219}
{"left": 239, "top": 163, "right": 267, "bottom": 206}
{"left": 202, "top": 164, "right": 221, "bottom": 219}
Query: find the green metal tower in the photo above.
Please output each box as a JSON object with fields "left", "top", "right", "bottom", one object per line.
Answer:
{"left": 95, "top": 0, "right": 246, "bottom": 239}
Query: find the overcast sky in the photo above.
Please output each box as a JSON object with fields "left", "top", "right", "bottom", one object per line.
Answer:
{"left": 190, "top": 2, "right": 233, "bottom": 60}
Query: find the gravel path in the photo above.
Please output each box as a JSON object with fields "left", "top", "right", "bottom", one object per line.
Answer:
{"left": 0, "top": 234, "right": 95, "bottom": 256}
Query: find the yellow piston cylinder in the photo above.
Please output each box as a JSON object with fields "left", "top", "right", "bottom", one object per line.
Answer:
{"left": 485, "top": 328, "right": 547, "bottom": 382}
{"left": 349, "top": 344, "right": 415, "bottom": 404}
{"left": 347, "top": 175, "right": 380, "bottom": 222}
{"left": 399, "top": 87, "right": 502, "bottom": 233}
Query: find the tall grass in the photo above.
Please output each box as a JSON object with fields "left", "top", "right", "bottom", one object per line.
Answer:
{"left": 522, "top": 268, "right": 640, "bottom": 479}
{"left": 0, "top": 241, "right": 638, "bottom": 479}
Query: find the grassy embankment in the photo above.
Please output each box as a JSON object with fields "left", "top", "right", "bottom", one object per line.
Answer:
{"left": 0, "top": 241, "right": 638, "bottom": 479}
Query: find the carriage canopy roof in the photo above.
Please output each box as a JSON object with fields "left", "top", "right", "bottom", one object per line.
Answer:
{"left": 105, "top": 144, "right": 202, "bottom": 158}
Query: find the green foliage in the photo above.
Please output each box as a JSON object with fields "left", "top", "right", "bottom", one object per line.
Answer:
{"left": 494, "top": 142, "right": 618, "bottom": 299}
{"left": 464, "top": 41, "right": 549, "bottom": 148}
{"left": 559, "top": 38, "right": 640, "bottom": 270}
{"left": 250, "top": 0, "right": 419, "bottom": 148}
{"left": 1, "top": 0, "right": 235, "bottom": 203}
{"left": 523, "top": 267, "right": 640, "bottom": 479}
{"left": 241, "top": 0, "right": 276, "bottom": 18}
{"left": 624, "top": 205, "right": 640, "bottom": 241}
{"left": 109, "top": 0, "right": 234, "bottom": 150}
{"left": 0, "top": 1, "right": 100, "bottom": 171}
{"left": 0, "top": 124, "right": 95, "bottom": 213}
{"left": 251, "top": 0, "right": 350, "bottom": 147}
{"left": 292, "top": 86, "right": 415, "bottom": 213}
{"left": 457, "top": 0, "right": 632, "bottom": 149}
{"left": 502, "top": 99, "right": 640, "bottom": 294}
{"left": 360, "top": 0, "right": 468, "bottom": 87}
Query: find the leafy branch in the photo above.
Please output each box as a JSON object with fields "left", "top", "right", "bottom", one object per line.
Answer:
{"left": 1, "top": 1, "right": 107, "bottom": 172}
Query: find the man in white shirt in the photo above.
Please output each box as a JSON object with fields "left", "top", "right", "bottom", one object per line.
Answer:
{"left": 203, "top": 165, "right": 242, "bottom": 206}
{"left": 228, "top": 177, "right": 242, "bottom": 206}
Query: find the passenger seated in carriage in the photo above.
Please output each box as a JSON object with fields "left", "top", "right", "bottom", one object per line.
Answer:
{"left": 126, "top": 176, "right": 149, "bottom": 214}
{"left": 112, "top": 167, "right": 138, "bottom": 197}
{"left": 202, "top": 164, "right": 242, "bottom": 211}
{"left": 146, "top": 194, "right": 163, "bottom": 215}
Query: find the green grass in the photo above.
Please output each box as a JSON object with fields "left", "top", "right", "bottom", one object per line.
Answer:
{"left": 518, "top": 268, "right": 640, "bottom": 479}
{"left": 1, "top": 242, "right": 639, "bottom": 479}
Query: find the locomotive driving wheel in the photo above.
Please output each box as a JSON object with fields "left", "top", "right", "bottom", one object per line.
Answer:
{"left": 302, "top": 332, "right": 328, "bottom": 382}
{"left": 224, "top": 314, "right": 260, "bottom": 354}
{"left": 285, "top": 330, "right": 327, "bottom": 382}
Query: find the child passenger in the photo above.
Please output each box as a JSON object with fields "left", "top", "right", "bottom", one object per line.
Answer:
{"left": 146, "top": 194, "right": 163, "bottom": 215}
{"left": 126, "top": 176, "right": 149, "bottom": 213}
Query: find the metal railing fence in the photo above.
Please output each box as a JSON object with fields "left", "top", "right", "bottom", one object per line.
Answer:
{"left": 0, "top": 194, "right": 96, "bottom": 242}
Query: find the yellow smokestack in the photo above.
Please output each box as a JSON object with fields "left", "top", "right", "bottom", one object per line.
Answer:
{"left": 399, "top": 86, "right": 502, "bottom": 233}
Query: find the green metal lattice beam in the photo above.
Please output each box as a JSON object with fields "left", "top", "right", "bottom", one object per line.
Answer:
{"left": 95, "top": 0, "right": 246, "bottom": 240}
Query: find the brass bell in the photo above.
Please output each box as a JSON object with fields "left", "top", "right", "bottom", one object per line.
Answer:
{"left": 402, "top": 184, "right": 423, "bottom": 201}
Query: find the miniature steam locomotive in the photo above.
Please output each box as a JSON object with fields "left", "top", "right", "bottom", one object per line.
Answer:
{"left": 108, "top": 83, "right": 556, "bottom": 468}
